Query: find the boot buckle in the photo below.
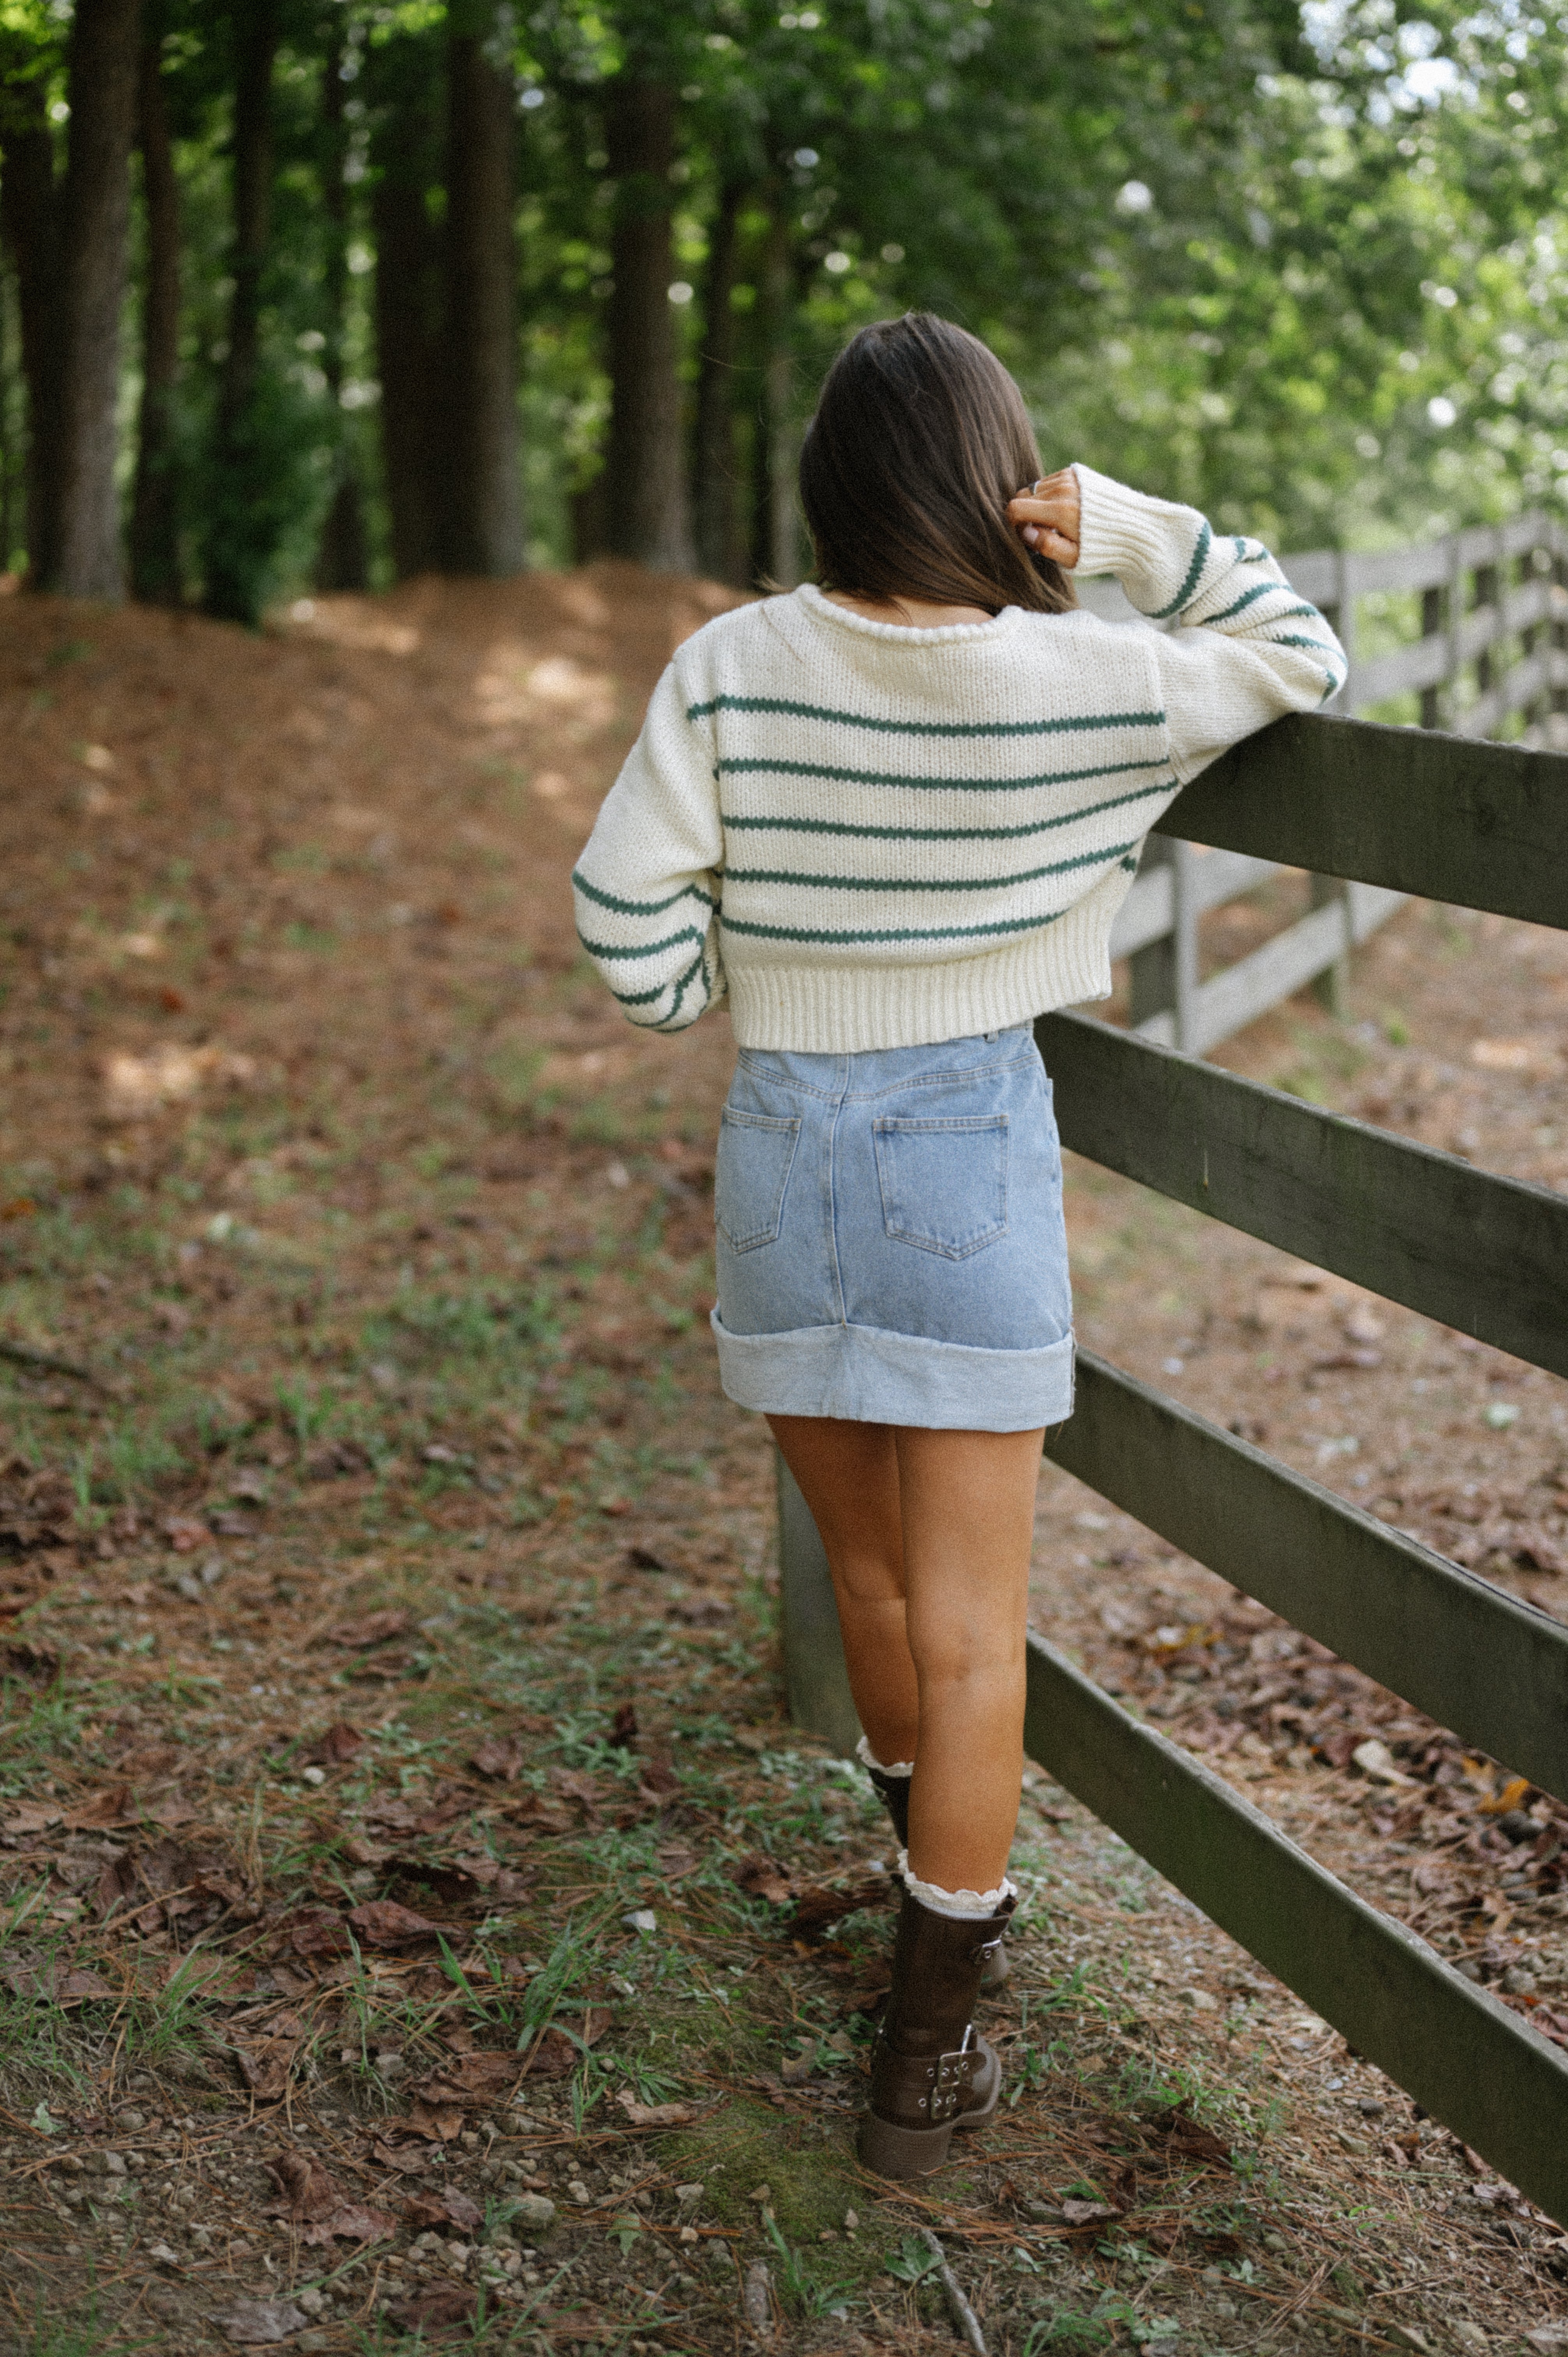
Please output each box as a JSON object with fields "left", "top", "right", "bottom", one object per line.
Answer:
{"left": 925, "top": 2043, "right": 971, "bottom": 2124}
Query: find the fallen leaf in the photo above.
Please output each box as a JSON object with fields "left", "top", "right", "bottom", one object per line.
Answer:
{"left": 521, "top": 2027, "right": 581, "bottom": 2080}
{"left": 469, "top": 1735, "right": 524, "bottom": 1781}
{"left": 615, "top": 2091, "right": 703, "bottom": 2127}
{"left": 1148, "top": 2106, "right": 1233, "bottom": 2167}
{"left": 404, "top": 2186, "right": 484, "bottom": 2234}
{"left": 0, "top": 1638, "right": 61, "bottom": 1683}
{"left": 287, "top": 1907, "right": 352, "bottom": 1959}
{"left": 657, "top": 1845, "right": 699, "bottom": 1881}
{"left": 305, "top": 1720, "right": 365, "bottom": 1765}
{"left": 1470, "top": 1037, "right": 1562, "bottom": 1076}
{"left": 409, "top": 2100, "right": 464, "bottom": 2141}
{"left": 1481, "top": 1775, "right": 1533, "bottom": 1818}
{"left": 2, "top": 1799, "right": 63, "bottom": 1834}
{"left": 63, "top": 1783, "right": 139, "bottom": 1829}
{"left": 411, "top": 2051, "right": 518, "bottom": 2108}
{"left": 231, "top": 2039, "right": 298, "bottom": 2101}
{"left": 370, "top": 2138, "right": 432, "bottom": 2174}
{"left": 1351, "top": 1739, "right": 1415, "bottom": 1788}
{"left": 790, "top": 1877, "right": 888, "bottom": 1938}
{"left": 324, "top": 1608, "right": 411, "bottom": 1650}
{"left": 733, "top": 1853, "right": 794, "bottom": 1906}
{"left": 347, "top": 1898, "right": 447, "bottom": 1948}
{"left": 216, "top": 2299, "right": 311, "bottom": 2347}
{"left": 162, "top": 1515, "right": 208, "bottom": 1554}
{"left": 392, "top": 2286, "right": 477, "bottom": 2330}
{"left": 4, "top": 1961, "right": 113, "bottom": 2007}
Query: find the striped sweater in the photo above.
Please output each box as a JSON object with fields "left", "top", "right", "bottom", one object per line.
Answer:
{"left": 573, "top": 465, "right": 1346, "bottom": 1053}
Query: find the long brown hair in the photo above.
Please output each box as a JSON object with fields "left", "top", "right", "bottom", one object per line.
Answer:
{"left": 798, "top": 314, "right": 1074, "bottom": 618}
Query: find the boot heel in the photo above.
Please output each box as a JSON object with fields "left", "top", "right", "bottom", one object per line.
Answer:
{"left": 857, "top": 2108, "right": 955, "bottom": 2179}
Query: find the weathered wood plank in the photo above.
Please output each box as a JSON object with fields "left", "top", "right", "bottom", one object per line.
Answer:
{"left": 1355, "top": 633, "right": 1450, "bottom": 709}
{"left": 1038, "top": 1010, "right": 1568, "bottom": 1376}
{"left": 1023, "top": 1629, "right": 1568, "bottom": 2226}
{"left": 1188, "top": 846, "right": 1279, "bottom": 914}
{"left": 1040, "top": 1350, "right": 1568, "bottom": 1804}
{"left": 1183, "top": 898, "right": 1349, "bottom": 1053}
{"left": 1167, "top": 713, "right": 1568, "bottom": 928}
{"left": 1107, "top": 862, "right": 1172, "bottom": 961}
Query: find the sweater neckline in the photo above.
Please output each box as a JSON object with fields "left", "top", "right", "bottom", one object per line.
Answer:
{"left": 793, "top": 582, "right": 1025, "bottom": 646}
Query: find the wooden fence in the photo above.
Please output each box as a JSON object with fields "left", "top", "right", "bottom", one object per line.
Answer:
{"left": 1080, "top": 510, "right": 1568, "bottom": 1055}
{"left": 776, "top": 709, "right": 1568, "bottom": 2223}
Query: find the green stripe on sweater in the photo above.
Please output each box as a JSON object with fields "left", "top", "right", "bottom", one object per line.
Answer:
{"left": 686, "top": 694, "right": 1165, "bottom": 738}
{"left": 1147, "top": 521, "right": 1212, "bottom": 621}
{"left": 574, "top": 869, "right": 716, "bottom": 919}
{"left": 726, "top": 839, "right": 1138, "bottom": 895}
{"left": 721, "top": 908, "right": 1068, "bottom": 948}
{"left": 716, "top": 751, "right": 1166, "bottom": 795}
{"left": 576, "top": 924, "right": 706, "bottom": 963}
{"left": 721, "top": 777, "right": 1174, "bottom": 845}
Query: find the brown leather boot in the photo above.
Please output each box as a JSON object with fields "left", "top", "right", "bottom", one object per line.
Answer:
{"left": 866, "top": 1765, "right": 1010, "bottom": 1993}
{"left": 858, "top": 1883, "right": 1015, "bottom": 2179}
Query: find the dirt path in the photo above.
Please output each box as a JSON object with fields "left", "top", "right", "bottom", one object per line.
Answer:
{"left": 0, "top": 575, "right": 1564, "bottom": 2356}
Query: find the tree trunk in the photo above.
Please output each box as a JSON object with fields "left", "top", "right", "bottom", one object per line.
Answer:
{"left": 129, "top": 35, "right": 182, "bottom": 604}
{"left": 0, "top": 72, "right": 61, "bottom": 580}
{"left": 202, "top": 0, "right": 278, "bottom": 622}
{"left": 605, "top": 78, "right": 694, "bottom": 572}
{"left": 315, "top": 24, "right": 367, "bottom": 592}
{"left": 41, "top": 0, "right": 144, "bottom": 598}
{"left": 752, "top": 205, "right": 800, "bottom": 589}
{"left": 692, "top": 180, "right": 747, "bottom": 585}
{"left": 442, "top": 21, "right": 523, "bottom": 575}
{"left": 372, "top": 175, "right": 443, "bottom": 577}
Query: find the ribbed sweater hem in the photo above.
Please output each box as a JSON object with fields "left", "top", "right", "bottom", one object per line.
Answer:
{"left": 723, "top": 880, "right": 1122, "bottom": 1051}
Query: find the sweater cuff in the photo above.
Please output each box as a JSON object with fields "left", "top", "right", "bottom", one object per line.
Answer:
{"left": 1071, "top": 463, "right": 1209, "bottom": 617}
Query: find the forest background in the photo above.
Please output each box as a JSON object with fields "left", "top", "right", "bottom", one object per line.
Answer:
{"left": 3, "top": 0, "right": 1567, "bottom": 626}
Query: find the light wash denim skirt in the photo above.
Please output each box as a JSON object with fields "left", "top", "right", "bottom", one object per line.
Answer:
{"left": 710, "top": 1025, "right": 1074, "bottom": 1433}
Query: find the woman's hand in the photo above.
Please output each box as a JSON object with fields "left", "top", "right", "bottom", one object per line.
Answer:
{"left": 1006, "top": 468, "right": 1080, "bottom": 568}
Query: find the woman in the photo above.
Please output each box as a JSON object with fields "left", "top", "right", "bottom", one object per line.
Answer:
{"left": 573, "top": 314, "right": 1345, "bottom": 2176}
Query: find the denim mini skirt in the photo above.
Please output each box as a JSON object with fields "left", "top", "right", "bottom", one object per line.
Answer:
{"left": 710, "top": 1025, "right": 1074, "bottom": 1433}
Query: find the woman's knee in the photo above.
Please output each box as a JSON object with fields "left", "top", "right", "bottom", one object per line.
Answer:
{"left": 911, "top": 1625, "right": 1024, "bottom": 1693}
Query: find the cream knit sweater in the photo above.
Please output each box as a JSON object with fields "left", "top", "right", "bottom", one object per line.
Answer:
{"left": 573, "top": 466, "right": 1346, "bottom": 1053}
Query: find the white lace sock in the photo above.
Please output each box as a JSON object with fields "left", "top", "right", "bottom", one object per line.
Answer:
{"left": 897, "top": 1850, "right": 1016, "bottom": 1921}
{"left": 856, "top": 1734, "right": 913, "bottom": 1778}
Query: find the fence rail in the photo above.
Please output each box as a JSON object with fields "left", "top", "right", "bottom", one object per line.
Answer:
{"left": 1082, "top": 509, "right": 1568, "bottom": 1054}
{"left": 776, "top": 707, "right": 1568, "bottom": 2225}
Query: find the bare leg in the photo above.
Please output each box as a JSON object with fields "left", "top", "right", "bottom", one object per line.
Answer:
{"left": 767, "top": 1414, "right": 1043, "bottom": 1894}
{"left": 768, "top": 1413, "right": 918, "bottom": 1767}
{"left": 895, "top": 1425, "right": 1042, "bottom": 1893}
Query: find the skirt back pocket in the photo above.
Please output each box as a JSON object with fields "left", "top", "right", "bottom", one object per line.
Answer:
{"left": 715, "top": 1108, "right": 802, "bottom": 1252}
{"left": 874, "top": 1114, "right": 1008, "bottom": 1260}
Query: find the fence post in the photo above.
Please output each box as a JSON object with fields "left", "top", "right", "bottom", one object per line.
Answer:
{"left": 1128, "top": 836, "right": 1198, "bottom": 1051}
{"left": 1420, "top": 583, "right": 1444, "bottom": 732}
{"left": 1333, "top": 548, "right": 1358, "bottom": 713}
{"left": 1127, "top": 836, "right": 1176, "bottom": 1032}
{"left": 776, "top": 1449, "right": 862, "bottom": 1754}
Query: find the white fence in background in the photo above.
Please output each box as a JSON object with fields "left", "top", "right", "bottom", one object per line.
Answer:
{"left": 1078, "top": 510, "right": 1568, "bottom": 1054}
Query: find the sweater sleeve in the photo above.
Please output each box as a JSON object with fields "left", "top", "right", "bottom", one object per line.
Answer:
{"left": 571, "top": 655, "right": 726, "bottom": 1032}
{"left": 1072, "top": 464, "right": 1347, "bottom": 785}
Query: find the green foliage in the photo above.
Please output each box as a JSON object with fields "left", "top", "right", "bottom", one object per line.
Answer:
{"left": 3, "top": 0, "right": 1564, "bottom": 598}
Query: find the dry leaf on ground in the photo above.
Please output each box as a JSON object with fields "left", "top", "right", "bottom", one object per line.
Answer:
{"left": 215, "top": 2298, "right": 310, "bottom": 2346}
{"left": 323, "top": 1608, "right": 411, "bottom": 1649}
{"left": 404, "top": 2186, "right": 483, "bottom": 2233}
{"left": 346, "top": 1898, "right": 447, "bottom": 1947}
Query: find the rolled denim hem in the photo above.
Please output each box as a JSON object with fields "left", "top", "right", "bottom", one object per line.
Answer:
{"left": 711, "top": 1306, "right": 1074, "bottom": 1432}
